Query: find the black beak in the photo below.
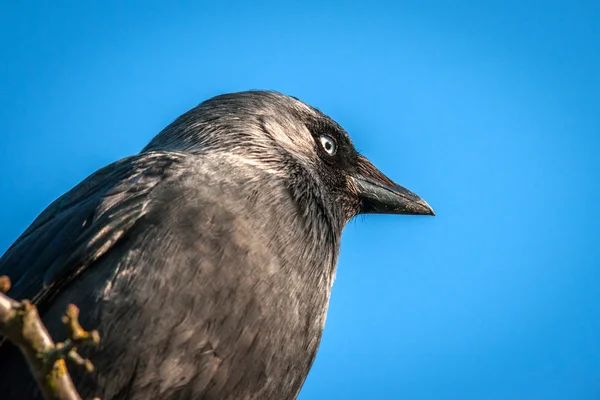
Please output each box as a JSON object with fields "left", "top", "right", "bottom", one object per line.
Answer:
{"left": 353, "top": 155, "right": 435, "bottom": 216}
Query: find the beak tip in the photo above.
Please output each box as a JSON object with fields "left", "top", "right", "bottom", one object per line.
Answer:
{"left": 417, "top": 199, "right": 436, "bottom": 216}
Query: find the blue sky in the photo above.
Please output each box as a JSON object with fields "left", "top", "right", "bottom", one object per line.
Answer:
{"left": 1, "top": 1, "right": 599, "bottom": 399}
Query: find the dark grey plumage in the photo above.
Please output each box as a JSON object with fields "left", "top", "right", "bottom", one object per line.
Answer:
{"left": 0, "top": 91, "right": 433, "bottom": 400}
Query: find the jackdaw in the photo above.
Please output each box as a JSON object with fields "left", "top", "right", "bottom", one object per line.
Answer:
{"left": 0, "top": 90, "right": 434, "bottom": 399}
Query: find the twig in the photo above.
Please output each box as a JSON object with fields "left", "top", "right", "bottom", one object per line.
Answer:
{"left": 0, "top": 276, "right": 100, "bottom": 400}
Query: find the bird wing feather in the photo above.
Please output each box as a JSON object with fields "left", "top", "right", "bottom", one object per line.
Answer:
{"left": 0, "top": 150, "right": 310, "bottom": 400}
{"left": 0, "top": 150, "right": 187, "bottom": 311}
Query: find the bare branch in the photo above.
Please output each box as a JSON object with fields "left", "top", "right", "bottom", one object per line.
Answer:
{"left": 0, "top": 276, "right": 100, "bottom": 400}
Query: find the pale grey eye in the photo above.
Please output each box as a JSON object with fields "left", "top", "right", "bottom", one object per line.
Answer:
{"left": 318, "top": 135, "right": 337, "bottom": 155}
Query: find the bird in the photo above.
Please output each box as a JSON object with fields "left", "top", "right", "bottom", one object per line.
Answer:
{"left": 0, "top": 90, "right": 434, "bottom": 400}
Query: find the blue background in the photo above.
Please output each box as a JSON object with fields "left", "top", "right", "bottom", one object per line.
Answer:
{"left": 1, "top": 1, "right": 599, "bottom": 399}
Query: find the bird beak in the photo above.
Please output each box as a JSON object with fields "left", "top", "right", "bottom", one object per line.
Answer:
{"left": 352, "top": 155, "right": 435, "bottom": 216}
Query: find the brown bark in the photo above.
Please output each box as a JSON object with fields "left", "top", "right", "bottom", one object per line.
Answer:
{"left": 0, "top": 276, "right": 100, "bottom": 400}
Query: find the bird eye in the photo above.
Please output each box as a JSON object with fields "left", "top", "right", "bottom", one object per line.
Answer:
{"left": 318, "top": 135, "right": 337, "bottom": 156}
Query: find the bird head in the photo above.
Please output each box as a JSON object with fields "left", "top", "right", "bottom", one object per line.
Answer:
{"left": 144, "top": 91, "right": 434, "bottom": 225}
